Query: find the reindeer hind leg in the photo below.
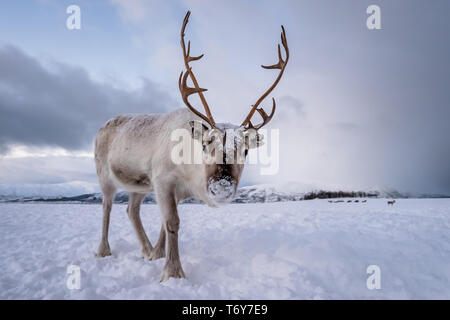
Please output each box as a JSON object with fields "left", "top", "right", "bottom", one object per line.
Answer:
{"left": 96, "top": 183, "right": 116, "bottom": 257}
{"left": 149, "top": 224, "right": 166, "bottom": 261}
{"left": 128, "top": 192, "right": 153, "bottom": 259}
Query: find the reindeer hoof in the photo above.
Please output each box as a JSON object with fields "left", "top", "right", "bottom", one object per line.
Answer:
{"left": 160, "top": 266, "right": 186, "bottom": 282}
{"left": 96, "top": 242, "right": 111, "bottom": 258}
{"left": 141, "top": 246, "right": 153, "bottom": 260}
{"left": 149, "top": 247, "right": 166, "bottom": 261}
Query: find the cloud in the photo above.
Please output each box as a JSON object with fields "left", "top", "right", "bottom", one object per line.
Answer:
{"left": 0, "top": 153, "right": 96, "bottom": 185}
{"left": 0, "top": 45, "right": 176, "bottom": 154}
{"left": 0, "top": 1, "right": 449, "bottom": 195}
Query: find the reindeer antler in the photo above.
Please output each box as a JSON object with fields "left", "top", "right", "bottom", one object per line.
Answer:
{"left": 241, "top": 25, "right": 289, "bottom": 130}
{"left": 179, "top": 11, "right": 216, "bottom": 128}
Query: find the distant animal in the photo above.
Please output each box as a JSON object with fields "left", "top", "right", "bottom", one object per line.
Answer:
{"left": 347, "top": 200, "right": 352, "bottom": 203}
{"left": 387, "top": 200, "right": 396, "bottom": 205}
{"left": 328, "top": 200, "right": 333, "bottom": 203}
{"left": 354, "top": 200, "right": 359, "bottom": 203}
{"left": 94, "top": 11, "right": 289, "bottom": 281}
{"left": 362, "top": 200, "right": 367, "bottom": 203}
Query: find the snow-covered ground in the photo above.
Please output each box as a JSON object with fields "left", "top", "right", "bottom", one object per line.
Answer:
{"left": 0, "top": 199, "right": 449, "bottom": 299}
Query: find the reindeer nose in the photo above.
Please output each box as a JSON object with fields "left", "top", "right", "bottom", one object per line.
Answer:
{"left": 207, "top": 178, "right": 236, "bottom": 203}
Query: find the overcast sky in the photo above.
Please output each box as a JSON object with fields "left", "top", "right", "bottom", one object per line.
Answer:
{"left": 0, "top": 0, "right": 449, "bottom": 196}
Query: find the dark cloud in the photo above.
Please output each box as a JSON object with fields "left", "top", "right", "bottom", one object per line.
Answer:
{"left": 0, "top": 45, "right": 177, "bottom": 153}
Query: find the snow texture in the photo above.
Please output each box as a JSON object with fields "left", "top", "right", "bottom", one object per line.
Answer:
{"left": 1, "top": 199, "right": 449, "bottom": 299}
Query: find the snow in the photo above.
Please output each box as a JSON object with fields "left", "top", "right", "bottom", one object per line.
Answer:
{"left": 1, "top": 199, "right": 450, "bottom": 299}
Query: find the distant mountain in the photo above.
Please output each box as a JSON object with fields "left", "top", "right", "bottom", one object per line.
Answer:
{"left": 234, "top": 185, "right": 382, "bottom": 203}
{"left": 2, "top": 184, "right": 445, "bottom": 204}
{"left": 0, "top": 181, "right": 99, "bottom": 198}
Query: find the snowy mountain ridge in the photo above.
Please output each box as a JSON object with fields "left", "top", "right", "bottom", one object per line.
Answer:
{"left": 1, "top": 183, "right": 447, "bottom": 204}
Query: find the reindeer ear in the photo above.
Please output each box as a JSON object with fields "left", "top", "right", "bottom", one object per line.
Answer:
{"left": 189, "top": 120, "right": 210, "bottom": 140}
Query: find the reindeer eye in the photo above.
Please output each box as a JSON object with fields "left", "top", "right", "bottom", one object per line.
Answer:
{"left": 244, "top": 149, "right": 248, "bottom": 157}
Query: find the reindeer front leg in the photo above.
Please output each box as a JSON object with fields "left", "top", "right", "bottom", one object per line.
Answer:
{"left": 155, "top": 184, "right": 185, "bottom": 281}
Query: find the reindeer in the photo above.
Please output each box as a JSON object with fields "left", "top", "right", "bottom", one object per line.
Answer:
{"left": 387, "top": 200, "right": 396, "bottom": 205}
{"left": 94, "top": 11, "right": 289, "bottom": 281}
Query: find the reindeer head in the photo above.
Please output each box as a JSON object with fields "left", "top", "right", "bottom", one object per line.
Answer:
{"left": 178, "top": 11, "right": 289, "bottom": 204}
